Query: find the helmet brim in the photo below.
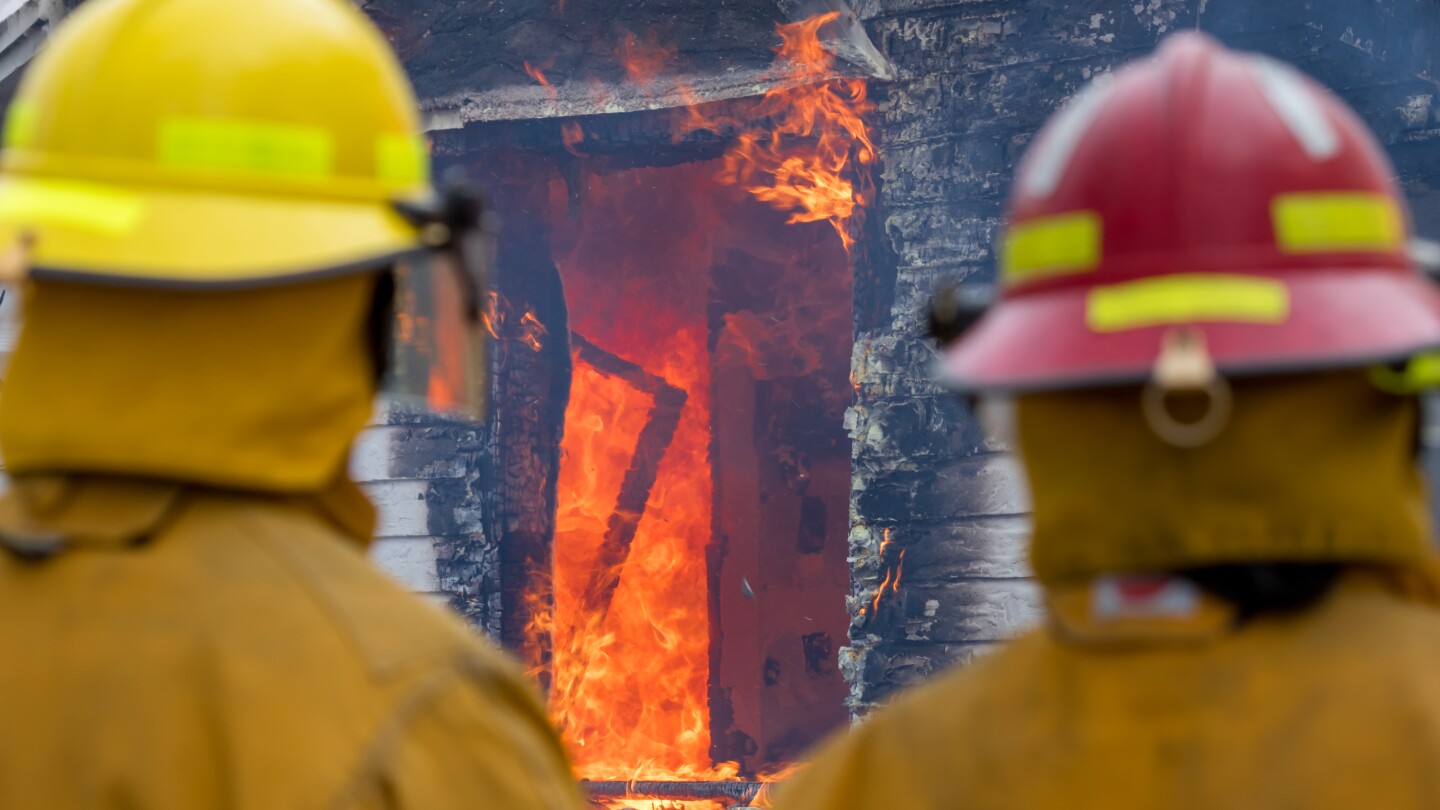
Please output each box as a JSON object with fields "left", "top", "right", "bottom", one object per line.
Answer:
{"left": 0, "top": 174, "right": 425, "bottom": 288}
{"left": 939, "top": 269, "right": 1440, "bottom": 392}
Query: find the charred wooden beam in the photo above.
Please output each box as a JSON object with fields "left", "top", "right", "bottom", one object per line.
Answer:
{"left": 568, "top": 333, "right": 688, "bottom": 635}
{"left": 582, "top": 780, "right": 768, "bottom": 804}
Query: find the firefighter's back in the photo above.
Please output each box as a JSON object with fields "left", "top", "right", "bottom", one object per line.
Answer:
{"left": 0, "top": 479, "right": 580, "bottom": 810}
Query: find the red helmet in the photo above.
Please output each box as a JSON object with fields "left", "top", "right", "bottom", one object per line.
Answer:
{"left": 938, "top": 32, "right": 1440, "bottom": 392}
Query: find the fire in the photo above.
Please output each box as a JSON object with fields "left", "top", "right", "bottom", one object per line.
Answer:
{"left": 686, "top": 13, "right": 875, "bottom": 252}
{"left": 619, "top": 30, "right": 677, "bottom": 87}
{"left": 482, "top": 291, "right": 502, "bottom": 341}
{"left": 525, "top": 60, "right": 588, "bottom": 157}
{"left": 562, "top": 121, "right": 585, "bottom": 156}
{"left": 519, "top": 310, "right": 548, "bottom": 352}
{"left": 871, "top": 549, "right": 905, "bottom": 614}
{"left": 520, "top": 12, "right": 872, "bottom": 803}
{"left": 539, "top": 168, "right": 734, "bottom": 798}
{"left": 524, "top": 60, "right": 558, "bottom": 99}
{"left": 861, "top": 529, "right": 905, "bottom": 619}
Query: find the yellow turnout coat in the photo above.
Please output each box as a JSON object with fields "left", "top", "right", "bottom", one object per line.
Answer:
{"left": 0, "top": 277, "right": 585, "bottom": 809}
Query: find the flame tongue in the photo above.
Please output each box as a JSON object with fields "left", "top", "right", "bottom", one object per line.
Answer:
{"left": 537, "top": 167, "right": 733, "bottom": 788}
{"left": 522, "top": 13, "right": 873, "bottom": 800}
{"left": 689, "top": 12, "right": 875, "bottom": 252}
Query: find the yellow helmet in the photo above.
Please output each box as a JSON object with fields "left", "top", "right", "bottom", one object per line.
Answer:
{"left": 0, "top": 0, "right": 430, "bottom": 285}
{"left": 0, "top": 0, "right": 492, "bottom": 417}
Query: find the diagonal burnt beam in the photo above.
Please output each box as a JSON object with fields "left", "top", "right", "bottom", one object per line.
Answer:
{"left": 567, "top": 332, "right": 688, "bottom": 641}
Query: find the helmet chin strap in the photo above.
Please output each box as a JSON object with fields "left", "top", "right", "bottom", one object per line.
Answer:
{"left": 1142, "top": 327, "right": 1233, "bottom": 448}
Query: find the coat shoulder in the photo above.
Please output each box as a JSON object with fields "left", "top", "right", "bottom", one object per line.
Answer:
{"left": 198, "top": 493, "right": 517, "bottom": 682}
{"left": 0, "top": 488, "right": 543, "bottom": 810}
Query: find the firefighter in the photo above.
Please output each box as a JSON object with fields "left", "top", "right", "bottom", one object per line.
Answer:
{"left": 775, "top": 32, "right": 1440, "bottom": 810}
{"left": 0, "top": 0, "right": 585, "bottom": 807}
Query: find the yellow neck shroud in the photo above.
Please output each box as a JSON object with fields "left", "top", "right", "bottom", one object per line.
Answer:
{"left": 1, "top": 274, "right": 378, "bottom": 494}
{"left": 1017, "top": 372, "right": 1434, "bottom": 587}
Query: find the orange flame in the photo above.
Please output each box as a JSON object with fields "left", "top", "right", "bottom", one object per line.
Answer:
{"left": 686, "top": 13, "right": 875, "bottom": 252}
{"left": 545, "top": 342, "right": 732, "bottom": 782}
{"left": 482, "top": 291, "right": 502, "bottom": 341}
{"left": 520, "top": 16, "right": 870, "bottom": 801}
{"left": 562, "top": 121, "right": 585, "bottom": 156}
{"left": 524, "top": 60, "right": 558, "bottom": 100}
{"left": 863, "top": 529, "right": 905, "bottom": 617}
{"left": 619, "top": 30, "right": 677, "bottom": 87}
{"left": 519, "top": 310, "right": 548, "bottom": 352}
{"left": 534, "top": 169, "right": 736, "bottom": 797}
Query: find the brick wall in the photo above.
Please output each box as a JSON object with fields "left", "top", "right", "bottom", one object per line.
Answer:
{"left": 353, "top": 419, "right": 446, "bottom": 597}
{"left": 351, "top": 409, "right": 500, "bottom": 631}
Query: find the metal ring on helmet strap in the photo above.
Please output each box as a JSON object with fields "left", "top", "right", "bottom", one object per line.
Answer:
{"left": 1142, "top": 376, "right": 1233, "bottom": 448}
{"left": 1142, "top": 326, "right": 1232, "bottom": 448}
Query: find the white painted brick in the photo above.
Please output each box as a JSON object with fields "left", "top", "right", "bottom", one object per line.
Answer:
{"left": 350, "top": 425, "right": 395, "bottom": 482}
{"left": 363, "top": 479, "right": 429, "bottom": 538}
{"left": 370, "top": 536, "right": 440, "bottom": 592}
{"left": 366, "top": 397, "right": 394, "bottom": 427}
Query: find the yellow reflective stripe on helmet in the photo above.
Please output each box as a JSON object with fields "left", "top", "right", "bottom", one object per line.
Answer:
{"left": 1087, "top": 274, "right": 1289, "bottom": 333}
{"left": 1272, "top": 192, "right": 1403, "bottom": 253}
{"left": 0, "top": 179, "right": 145, "bottom": 236}
{"left": 1001, "top": 210, "right": 1101, "bottom": 284}
{"left": 376, "top": 133, "right": 429, "bottom": 186}
{"left": 3, "top": 100, "right": 36, "bottom": 149}
{"left": 158, "top": 117, "right": 335, "bottom": 179}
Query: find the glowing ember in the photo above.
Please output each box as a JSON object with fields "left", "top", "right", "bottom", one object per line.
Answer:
{"left": 687, "top": 13, "right": 875, "bottom": 252}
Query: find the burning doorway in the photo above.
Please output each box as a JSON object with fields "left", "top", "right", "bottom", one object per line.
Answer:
{"left": 540, "top": 159, "right": 854, "bottom": 786}
{"left": 432, "top": 12, "right": 881, "bottom": 804}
